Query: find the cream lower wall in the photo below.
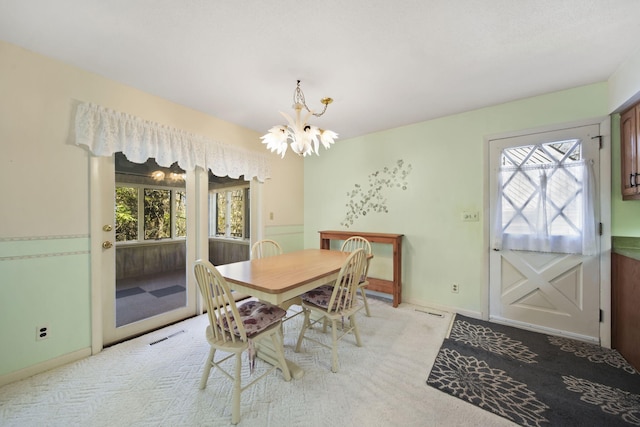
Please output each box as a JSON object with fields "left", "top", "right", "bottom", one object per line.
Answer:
{"left": 0, "top": 40, "right": 303, "bottom": 380}
{"left": 304, "top": 83, "right": 609, "bottom": 315}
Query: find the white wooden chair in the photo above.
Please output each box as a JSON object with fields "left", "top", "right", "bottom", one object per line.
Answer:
{"left": 207, "top": 258, "right": 251, "bottom": 304}
{"left": 250, "top": 239, "right": 282, "bottom": 259}
{"left": 294, "top": 248, "right": 368, "bottom": 373}
{"left": 193, "top": 259, "right": 291, "bottom": 425}
{"left": 341, "top": 236, "right": 373, "bottom": 316}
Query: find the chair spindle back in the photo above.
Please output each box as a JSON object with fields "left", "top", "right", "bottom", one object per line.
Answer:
{"left": 340, "top": 236, "right": 372, "bottom": 278}
{"left": 327, "top": 248, "right": 367, "bottom": 314}
{"left": 251, "top": 239, "right": 283, "bottom": 259}
{"left": 194, "top": 260, "right": 247, "bottom": 344}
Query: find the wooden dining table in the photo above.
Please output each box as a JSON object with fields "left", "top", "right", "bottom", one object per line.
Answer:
{"left": 216, "top": 248, "right": 355, "bottom": 378}
{"left": 217, "top": 248, "right": 353, "bottom": 306}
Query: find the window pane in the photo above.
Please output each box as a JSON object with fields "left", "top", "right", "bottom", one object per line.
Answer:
{"left": 208, "top": 174, "right": 249, "bottom": 239}
{"left": 500, "top": 140, "right": 584, "bottom": 238}
{"left": 115, "top": 186, "right": 138, "bottom": 242}
{"left": 175, "top": 190, "right": 187, "bottom": 237}
{"left": 502, "top": 139, "right": 581, "bottom": 167}
{"left": 216, "top": 192, "right": 226, "bottom": 235}
{"left": 114, "top": 153, "right": 188, "bottom": 327}
{"left": 496, "top": 138, "right": 593, "bottom": 254}
{"left": 207, "top": 193, "right": 216, "bottom": 237}
{"left": 244, "top": 188, "right": 250, "bottom": 239}
{"left": 230, "top": 189, "right": 244, "bottom": 237}
{"left": 144, "top": 189, "right": 171, "bottom": 240}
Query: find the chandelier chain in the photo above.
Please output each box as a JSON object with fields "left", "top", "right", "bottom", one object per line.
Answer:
{"left": 293, "top": 80, "right": 329, "bottom": 117}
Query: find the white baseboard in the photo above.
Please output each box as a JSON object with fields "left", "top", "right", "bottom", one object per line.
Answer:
{"left": 403, "top": 297, "right": 599, "bottom": 344}
{"left": 402, "top": 296, "right": 483, "bottom": 320}
{"left": 489, "top": 316, "right": 599, "bottom": 344}
{"left": 0, "top": 347, "right": 92, "bottom": 387}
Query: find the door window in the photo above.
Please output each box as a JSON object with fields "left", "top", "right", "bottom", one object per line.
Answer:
{"left": 494, "top": 139, "right": 596, "bottom": 255}
{"left": 113, "top": 153, "right": 188, "bottom": 328}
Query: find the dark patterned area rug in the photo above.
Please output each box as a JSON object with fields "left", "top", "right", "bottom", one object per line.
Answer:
{"left": 427, "top": 315, "right": 640, "bottom": 426}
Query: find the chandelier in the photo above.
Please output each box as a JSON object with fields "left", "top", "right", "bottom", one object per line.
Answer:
{"left": 261, "top": 80, "right": 338, "bottom": 158}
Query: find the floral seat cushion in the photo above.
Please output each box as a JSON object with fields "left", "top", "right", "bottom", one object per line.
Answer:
{"left": 301, "top": 284, "right": 351, "bottom": 311}
{"left": 222, "top": 299, "right": 286, "bottom": 338}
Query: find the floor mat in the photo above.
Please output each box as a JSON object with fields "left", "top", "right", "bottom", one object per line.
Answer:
{"left": 427, "top": 314, "right": 640, "bottom": 426}
{"left": 149, "top": 285, "right": 184, "bottom": 298}
{"left": 115, "top": 287, "right": 146, "bottom": 299}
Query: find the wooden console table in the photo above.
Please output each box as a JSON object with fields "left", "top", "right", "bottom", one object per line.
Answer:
{"left": 319, "top": 230, "right": 404, "bottom": 307}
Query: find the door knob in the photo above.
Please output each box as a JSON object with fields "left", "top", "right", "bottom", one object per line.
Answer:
{"left": 102, "top": 241, "right": 113, "bottom": 249}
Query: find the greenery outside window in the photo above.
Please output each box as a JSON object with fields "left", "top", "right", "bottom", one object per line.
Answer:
{"left": 116, "top": 185, "right": 187, "bottom": 242}
{"left": 114, "top": 153, "right": 187, "bottom": 243}
{"left": 209, "top": 186, "right": 250, "bottom": 239}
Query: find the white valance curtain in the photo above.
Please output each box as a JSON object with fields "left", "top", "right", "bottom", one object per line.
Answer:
{"left": 493, "top": 160, "right": 597, "bottom": 256}
{"left": 74, "top": 103, "right": 271, "bottom": 182}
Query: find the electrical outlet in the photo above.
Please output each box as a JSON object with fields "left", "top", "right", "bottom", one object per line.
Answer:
{"left": 451, "top": 283, "right": 459, "bottom": 293}
{"left": 36, "top": 325, "right": 49, "bottom": 341}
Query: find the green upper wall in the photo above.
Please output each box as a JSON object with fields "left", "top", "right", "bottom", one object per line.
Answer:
{"left": 304, "top": 83, "right": 609, "bottom": 315}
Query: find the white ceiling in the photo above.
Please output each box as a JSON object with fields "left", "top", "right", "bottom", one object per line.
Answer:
{"left": 2, "top": 1, "right": 640, "bottom": 140}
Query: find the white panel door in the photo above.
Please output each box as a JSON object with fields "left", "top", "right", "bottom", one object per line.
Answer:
{"left": 489, "top": 124, "right": 601, "bottom": 341}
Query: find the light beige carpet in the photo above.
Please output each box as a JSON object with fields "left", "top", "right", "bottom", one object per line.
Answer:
{"left": 0, "top": 298, "right": 516, "bottom": 426}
